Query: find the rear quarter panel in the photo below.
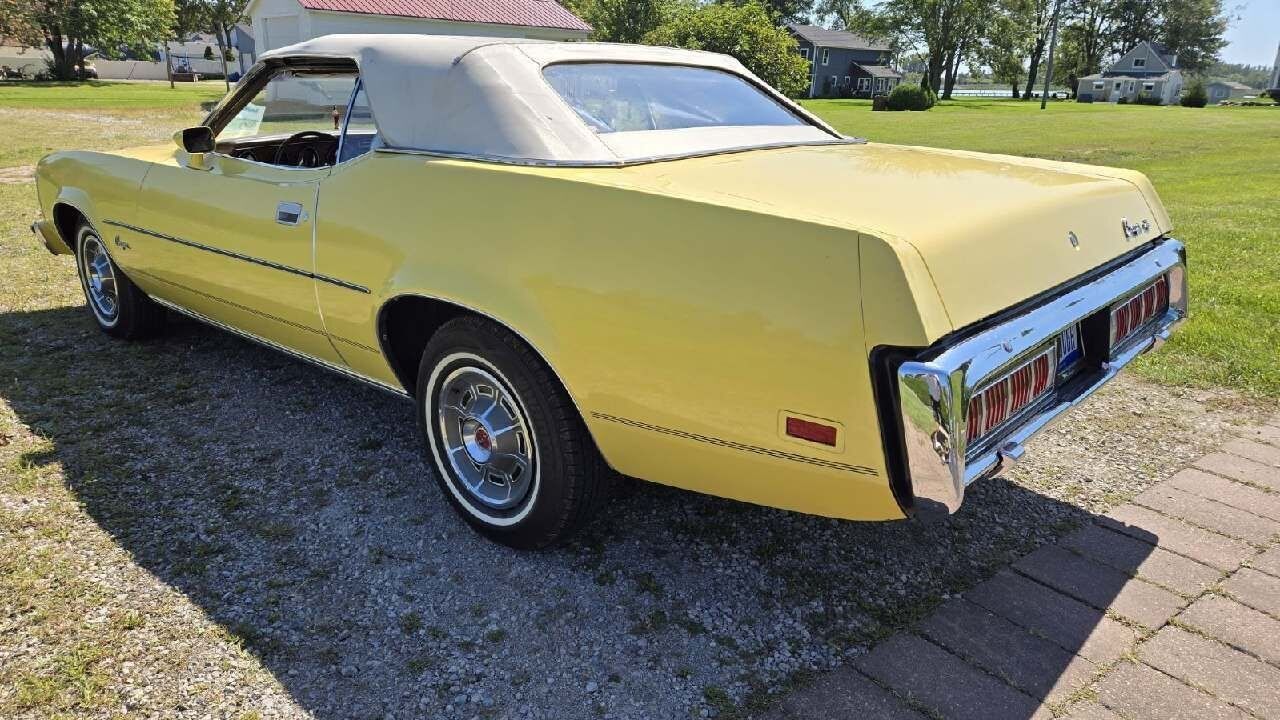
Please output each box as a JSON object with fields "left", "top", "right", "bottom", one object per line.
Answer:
{"left": 316, "top": 153, "right": 906, "bottom": 521}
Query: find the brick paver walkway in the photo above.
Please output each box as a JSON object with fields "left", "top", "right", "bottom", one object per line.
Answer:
{"left": 767, "top": 417, "right": 1280, "bottom": 720}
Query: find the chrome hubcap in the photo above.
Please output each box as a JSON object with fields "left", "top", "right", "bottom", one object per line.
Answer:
{"left": 437, "top": 366, "right": 535, "bottom": 511}
{"left": 80, "top": 235, "right": 118, "bottom": 322}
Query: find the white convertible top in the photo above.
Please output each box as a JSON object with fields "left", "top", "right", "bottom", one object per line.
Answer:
{"left": 257, "top": 34, "right": 847, "bottom": 165}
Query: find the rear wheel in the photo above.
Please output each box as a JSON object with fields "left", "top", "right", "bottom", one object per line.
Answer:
{"left": 74, "top": 222, "right": 164, "bottom": 339}
{"left": 416, "top": 317, "right": 611, "bottom": 549}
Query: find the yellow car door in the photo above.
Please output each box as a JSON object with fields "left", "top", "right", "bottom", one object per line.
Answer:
{"left": 133, "top": 157, "right": 337, "bottom": 362}
{"left": 129, "top": 66, "right": 360, "bottom": 365}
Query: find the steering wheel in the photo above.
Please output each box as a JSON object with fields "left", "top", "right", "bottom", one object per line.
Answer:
{"left": 273, "top": 130, "right": 334, "bottom": 167}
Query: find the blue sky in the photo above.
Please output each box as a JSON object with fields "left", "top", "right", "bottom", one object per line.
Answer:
{"left": 1221, "top": 0, "right": 1278, "bottom": 66}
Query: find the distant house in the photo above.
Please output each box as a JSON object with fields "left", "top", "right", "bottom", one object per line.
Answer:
{"left": 1077, "top": 41, "right": 1184, "bottom": 105}
{"left": 785, "top": 24, "right": 902, "bottom": 99}
{"left": 245, "top": 0, "right": 591, "bottom": 57}
{"left": 1204, "top": 80, "right": 1255, "bottom": 102}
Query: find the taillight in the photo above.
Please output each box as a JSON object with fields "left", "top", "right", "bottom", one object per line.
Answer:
{"left": 966, "top": 347, "right": 1055, "bottom": 444}
{"left": 1110, "top": 274, "right": 1169, "bottom": 349}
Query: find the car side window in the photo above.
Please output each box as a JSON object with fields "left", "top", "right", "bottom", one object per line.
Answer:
{"left": 214, "top": 69, "right": 357, "bottom": 168}
{"left": 337, "top": 81, "right": 379, "bottom": 164}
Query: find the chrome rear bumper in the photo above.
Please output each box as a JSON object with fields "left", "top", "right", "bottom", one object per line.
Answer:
{"left": 896, "top": 239, "right": 1187, "bottom": 517}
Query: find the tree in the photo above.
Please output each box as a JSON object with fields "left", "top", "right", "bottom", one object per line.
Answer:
{"left": 166, "top": 0, "right": 208, "bottom": 88}
{"left": 7, "top": 0, "right": 175, "bottom": 80}
{"left": 870, "top": 0, "right": 986, "bottom": 97}
{"left": 1020, "top": 0, "right": 1063, "bottom": 100}
{"left": 203, "top": 0, "right": 246, "bottom": 90}
{"left": 582, "top": 0, "right": 672, "bottom": 43}
{"left": 751, "top": 0, "right": 815, "bottom": 24}
{"left": 1106, "top": 0, "right": 1168, "bottom": 57}
{"left": 975, "top": 0, "right": 1035, "bottom": 98}
{"left": 644, "top": 1, "right": 811, "bottom": 97}
{"left": 1156, "top": 0, "right": 1228, "bottom": 73}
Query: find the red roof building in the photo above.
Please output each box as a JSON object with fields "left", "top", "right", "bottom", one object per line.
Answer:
{"left": 245, "top": 0, "right": 591, "bottom": 60}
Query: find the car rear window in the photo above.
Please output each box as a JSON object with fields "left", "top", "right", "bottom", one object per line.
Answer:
{"left": 543, "top": 63, "right": 807, "bottom": 134}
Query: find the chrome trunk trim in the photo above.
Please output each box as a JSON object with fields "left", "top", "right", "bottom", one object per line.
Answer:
{"left": 896, "top": 238, "right": 1187, "bottom": 517}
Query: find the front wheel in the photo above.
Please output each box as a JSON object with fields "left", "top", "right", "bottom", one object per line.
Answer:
{"left": 417, "top": 317, "right": 611, "bottom": 549}
{"left": 74, "top": 222, "right": 164, "bottom": 339}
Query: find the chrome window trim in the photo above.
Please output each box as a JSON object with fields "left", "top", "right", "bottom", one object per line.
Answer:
{"left": 334, "top": 76, "right": 361, "bottom": 165}
{"left": 373, "top": 137, "right": 865, "bottom": 169}
{"left": 896, "top": 238, "right": 1187, "bottom": 517}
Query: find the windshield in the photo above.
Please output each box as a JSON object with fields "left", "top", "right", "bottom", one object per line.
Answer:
{"left": 543, "top": 63, "right": 807, "bottom": 134}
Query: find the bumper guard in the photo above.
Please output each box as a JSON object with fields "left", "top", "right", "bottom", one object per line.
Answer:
{"left": 897, "top": 239, "right": 1187, "bottom": 517}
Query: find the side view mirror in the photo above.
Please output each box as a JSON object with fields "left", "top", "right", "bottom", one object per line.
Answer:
{"left": 174, "top": 126, "right": 214, "bottom": 153}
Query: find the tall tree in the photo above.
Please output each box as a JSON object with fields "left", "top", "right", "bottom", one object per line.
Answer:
{"left": 1021, "top": 0, "right": 1062, "bottom": 100}
{"left": 873, "top": 0, "right": 984, "bottom": 94}
{"left": 6, "top": 0, "right": 175, "bottom": 80}
{"left": 747, "top": 0, "right": 815, "bottom": 24}
{"left": 583, "top": 0, "right": 672, "bottom": 43}
{"left": 1105, "top": 0, "right": 1161, "bottom": 57}
{"left": 167, "top": 0, "right": 208, "bottom": 88}
{"left": 1156, "top": 0, "right": 1228, "bottom": 73}
{"left": 644, "top": 1, "right": 810, "bottom": 96}
{"left": 975, "top": 0, "right": 1034, "bottom": 98}
{"left": 204, "top": 0, "right": 246, "bottom": 90}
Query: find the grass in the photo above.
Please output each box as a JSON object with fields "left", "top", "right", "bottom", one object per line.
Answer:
{"left": 802, "top": 97, "right": 1280, "bottom": 397}
{"left": 0, "top": 79, "right": 227, "bottom": 109}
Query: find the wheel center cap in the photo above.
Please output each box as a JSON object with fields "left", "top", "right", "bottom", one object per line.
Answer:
{"left": 462, "top": 420, "right": 493, "bottom": 464}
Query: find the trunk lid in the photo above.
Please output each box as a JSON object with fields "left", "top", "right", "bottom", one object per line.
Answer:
{"left": 600, "top": 142, "right": 1171, "bottom": 332}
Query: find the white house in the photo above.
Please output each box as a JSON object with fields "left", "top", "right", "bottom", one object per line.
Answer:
{"left": 243, "top": 0, "right": 591, "bottom": 63}
{"left": 1077, "top": 41, "right": 1184, "bottom": 105}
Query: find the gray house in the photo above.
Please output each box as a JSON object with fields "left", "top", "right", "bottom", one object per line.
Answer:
{"left": 1077, "top": 41, "right": 1184, "bottom": 105}
{"left": 786, "top": 24, "right": 902, "bottom": 99}
{"left": 1204, "top": 80, "right": 1255, "bottom": 102}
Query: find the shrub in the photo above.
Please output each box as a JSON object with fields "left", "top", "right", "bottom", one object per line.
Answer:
{"left": 1134, "top": 94, "right": 1162, "bottom": 106}
{"left": 644, "top": 2, "right": 810, "bottom": 98}
{"left": 1116, "top": 96, "right": 1129, "bottom": 104}
{"left": 886, "top": 84, "right": 934, "bottom": 111}
{"left": 1181, "top": 81, "right": 1208, "bottom": 108}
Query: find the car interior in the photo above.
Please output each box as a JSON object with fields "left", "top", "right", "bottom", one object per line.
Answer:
{"left": 213, "top": 129, "right": 378, "bottom": 168}
{"left": 209, "top": 65, "right": 378, "bottom": 169}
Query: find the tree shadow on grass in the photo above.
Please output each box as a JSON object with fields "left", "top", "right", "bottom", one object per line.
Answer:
{"left": 1, "top": 305, "right": 1159, "bottom": 720}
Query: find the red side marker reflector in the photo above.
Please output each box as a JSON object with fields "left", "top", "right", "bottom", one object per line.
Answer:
{"left": 785, "top": 417, "right": 838, "bottom": 446}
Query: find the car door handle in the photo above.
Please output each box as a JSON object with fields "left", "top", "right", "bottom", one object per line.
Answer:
{"left": 276, "top": 202, "right": 308, "bottom": 226}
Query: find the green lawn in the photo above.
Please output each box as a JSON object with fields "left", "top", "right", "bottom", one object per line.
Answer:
{"left": 0, "top": 79, "right": 228, "bottom": 109}
{"left": 0, "top": 83, "right": 1276, "bottom": 396}
{"left": 805, "top": 98, "right": 1280, "bottom": 397}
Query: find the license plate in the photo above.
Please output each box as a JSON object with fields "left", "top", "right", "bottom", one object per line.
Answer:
{"left": 1058, "top": 324, "right": 1082, "bottom": 373}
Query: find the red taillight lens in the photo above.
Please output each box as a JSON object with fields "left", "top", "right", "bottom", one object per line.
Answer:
{"left": 966, "top": 348, "right": 1055, "bottom": 445}
{"left": 1110, "top": 274, "right": 1169, "bottom": 349}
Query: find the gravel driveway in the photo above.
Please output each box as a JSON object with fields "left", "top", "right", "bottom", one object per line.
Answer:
{"left": 0, "top": 290, "right": 1266, "bottom": 720}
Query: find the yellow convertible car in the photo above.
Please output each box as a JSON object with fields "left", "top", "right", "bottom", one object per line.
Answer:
{"left": 32, "top": 35, "right": 1186, "bottom": 548}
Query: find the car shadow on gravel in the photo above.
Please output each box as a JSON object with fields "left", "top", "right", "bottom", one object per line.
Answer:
{"left": 1, "top": 306, "right": 1157, "bottom": 720}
